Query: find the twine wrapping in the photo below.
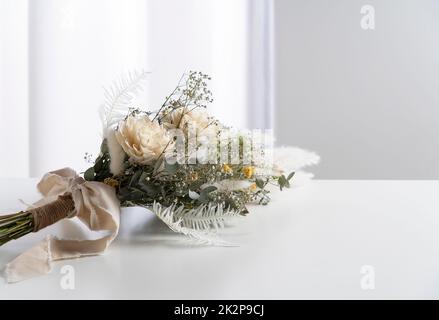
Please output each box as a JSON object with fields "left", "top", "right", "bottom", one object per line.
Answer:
{"left": 30, "top": 194, "right": 75, "bottom": 232}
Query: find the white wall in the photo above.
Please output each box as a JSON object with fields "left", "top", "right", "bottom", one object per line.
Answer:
{"left": 0, "top": 0, "right": 261, "bottom": 178}
{"left": 274, "top": 0, "right": 439, "bottom": 179}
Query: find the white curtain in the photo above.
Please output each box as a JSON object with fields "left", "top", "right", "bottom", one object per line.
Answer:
{"left": 0, "top": 0, "right": 29, "bottom": 177}
{"left": 0, "top": 0, "right": 273, "bottom": 178}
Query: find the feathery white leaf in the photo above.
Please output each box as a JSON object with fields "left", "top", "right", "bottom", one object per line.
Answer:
{"left": 151, "top": 202, "right": 238, "bottom": 246}
{"left": 99, "top": 70, "right": 149, "bottom": 137}
{"left": 273, "top": 146, "right": 320, "bottom": 173}
{"left": 173, "top": 203, "right": 242, "bottom": 231}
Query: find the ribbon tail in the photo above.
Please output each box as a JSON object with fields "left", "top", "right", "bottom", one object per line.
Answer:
{"left": 5, "top": 235, "right": 53, "bottom": 283}
{"left": 5, "top": 234, "right": 115, "bottom": 283}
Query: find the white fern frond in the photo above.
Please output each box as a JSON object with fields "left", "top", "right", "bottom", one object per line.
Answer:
{"left": 151, "top": 202, "right": 237, "bottom": 247}
{"left": 273, "top": 146, "right": 320, "bottom": 173}
{"left": 174, "top": 203, "right": 241, "bottom": 231}
{"left": 99, "top": 70, "right": 149, "bottom": 137}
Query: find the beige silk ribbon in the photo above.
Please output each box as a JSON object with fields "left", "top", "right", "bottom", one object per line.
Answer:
{"left": 4, "top": 168, "right": 120, "bottom": 283}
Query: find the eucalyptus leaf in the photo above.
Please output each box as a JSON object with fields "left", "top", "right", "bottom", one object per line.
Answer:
{"left": 278, "top": 175, "right": 289, "bottom": 190}
{"left": 198, "top": 186, "right": 217, "bottom": 203}
{"left": 201, "top": 186, "right": 217, "bottom": 194}
{"left": 124, "top": 189, "right": 144, "bottom": 201}
{"left": 255, "top": 178, "right": 265, "bottom": 189}
{"left": 94, "top": 157, "right": 103, "bottom": 172}
{"left": 287, "top": 172, "right": 295, "bottom": 181}
{"left": 129, "top": 170, "right": 142, "bottom": 187}
{"left": 138, "top": 182, "right": 159, "bottom": 196}
{"left": 84, "top": 167, "right": 95, "bottom": 181}
{"left": 100, "top": 140, "right": 109, "bottom": 154}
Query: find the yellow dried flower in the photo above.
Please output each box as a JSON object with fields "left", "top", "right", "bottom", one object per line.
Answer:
{"left": 249, "top": 183, "right": 257, "bottom": 191}
{"left": 222, "top": 164, "right": 233, "bottom": 174}
{"left": 189, "top": 172, "right": 199, "bottom": 181}
{"left": 103, "top": 178, "right": 119, "bottom": 188}
{"left": 242, "top": 166, "right": 254, "bottom": 178}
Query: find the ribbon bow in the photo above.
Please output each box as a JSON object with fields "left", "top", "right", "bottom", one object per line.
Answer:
{"left": 4, "top": 168, "right": 120, "bottom": 283}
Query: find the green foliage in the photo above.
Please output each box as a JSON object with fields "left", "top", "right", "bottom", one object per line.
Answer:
{"left": 84, "top": 139, "right": 112, "bottom": 182}
{"left": 198, "top": 186, "right": 217, "bottom": 203}
{"left": 277, "top": 172, "right": 295, "bottom": 190}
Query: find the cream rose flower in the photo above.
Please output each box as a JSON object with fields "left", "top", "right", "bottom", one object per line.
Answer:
{"left": 115, "top": 115, "right": 174, "bottom": 165}
{"left": 162, "top": 108, "right": 219, "bottom": 138}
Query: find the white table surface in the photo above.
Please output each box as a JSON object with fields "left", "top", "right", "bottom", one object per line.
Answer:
{"left": 1, "top": 178, "right": 439, "bottom": 299}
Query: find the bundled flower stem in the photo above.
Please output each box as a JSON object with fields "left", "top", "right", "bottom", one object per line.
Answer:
{"left": 0, "top": 212, "right": 33, "bottom": 246}
{"left": 0, "top": 194, "right": 75, "bottom": 246}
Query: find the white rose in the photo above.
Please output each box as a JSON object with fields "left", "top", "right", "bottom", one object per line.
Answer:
{"left": 115, "top": 115, "right": 174, "bottom": 165}
{"left": 162, "top": 108, "right": 219, "bottom": 138}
